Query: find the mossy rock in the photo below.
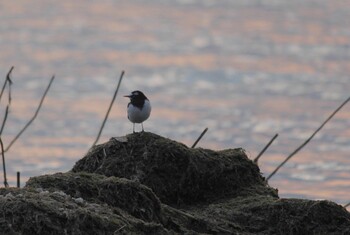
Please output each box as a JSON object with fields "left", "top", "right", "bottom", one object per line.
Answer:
{"left": 1, "top": 132, "right": 349, "bottom": 234}
{"left": 190, "top": 196, "right": 350, "bottom": 234}
{"left": 24, "top": 172, "right": 224, "bottom": 234}
{"left": 25, "top": 172, "right": 163, "bottom": 223}
{"left": 72, "top": 132, "right": 277, "bottom": 205}
{"left": 0, "top": 187, "right": 167, "bottom": 235}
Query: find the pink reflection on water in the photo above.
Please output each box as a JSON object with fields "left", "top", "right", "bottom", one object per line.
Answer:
{"left": 0, "top": 0, "right": 349, "bottom": 212}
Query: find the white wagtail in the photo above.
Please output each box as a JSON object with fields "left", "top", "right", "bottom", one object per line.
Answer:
{"left": 124, "top": 90, "right": 151, "bottom": 133}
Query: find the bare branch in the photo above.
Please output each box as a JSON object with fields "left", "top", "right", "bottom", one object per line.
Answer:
{"left": 254, "top": 133, "right": 278, "bottom": 164}
{"left": 92, "top": 71, "right": 125, "bottom": 146}
{"left": 0, "top": 137, "right": 9, "bottom": 187}
{"left": 0, "top": 67, "right": 13, "bottom": 136}
{"left": 344, "top": 202, "right": 350, "bottom": 208}
{"left": 267, "top": 96, "right": 350, "bottom": 181}
{"left": 4, "top": 75, "right": 55, "bottom": 153}
{"left": 0, "top": 67, "right": 13, "bottom": 187}
{"left": 191, "top": 127, "right": 208, "bottom": 148}
{"left": 0, "top": 66, "right": 14, "bottom": 102}
{"left": 0, "top": 106, "right": 10, "bottom": 136}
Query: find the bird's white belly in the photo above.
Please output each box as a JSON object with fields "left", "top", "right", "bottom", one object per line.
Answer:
{"left": 127, "top": 100, "right": 151, "bottom": 123}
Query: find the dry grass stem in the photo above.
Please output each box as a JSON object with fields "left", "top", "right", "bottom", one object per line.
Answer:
{"left": 4, "top": 75, "right": 55, "bottom": 153}
{"left": 254, "top": 133, "right": 278, "bottom": 164}
{"left": 191, "top": 127, "right": 208, "bottom": 148}
{"left": 92, "top": 71, "right": 125, "bottom": 146}
{"left": 0, "top": 137, "right": 8, "bottom": 187}
{"left": 267, "top": 96, "right": 350, "bottom": 181}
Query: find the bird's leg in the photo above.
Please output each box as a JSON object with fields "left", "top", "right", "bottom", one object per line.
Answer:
{"left": 133, "top": 123, "right": 135, "bottom": 133}
{"left": 141, "top": 123, "right": 144, "bottom": 132}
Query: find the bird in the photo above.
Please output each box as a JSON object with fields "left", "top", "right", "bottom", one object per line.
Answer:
{"left": 124, "top": 90, "right": 151, "bottom": 133}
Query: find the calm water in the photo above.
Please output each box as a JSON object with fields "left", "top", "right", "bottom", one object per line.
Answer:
{"left": 0, "top": 0, "right": 349, "bottom": 208}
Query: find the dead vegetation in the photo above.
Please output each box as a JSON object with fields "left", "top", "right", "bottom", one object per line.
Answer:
{"left": 0, "top": 132, "right": 348, "bottom": 234}
{"left": 72, "top": 132, "right": 277, "bottom": 206}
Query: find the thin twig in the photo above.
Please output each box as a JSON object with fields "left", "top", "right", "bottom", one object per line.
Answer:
{"left": 191, "top": 127, "right": 208, "bottom": 148}
{"left": 0, "top": 69, "right": 13, "bottom": 135}
{"left": 92, "top": 71, "right": 125, "bottom": 146}
{"left": 0, "top": 106, "right": 10, "bottom": 136}
{"left": 344, "top": 202, "right": 350, "bottom": 208}
{"left": 4, "top": 75, "right": 55, "bottom": 153}
{"left": 0, "top": 137, "right": 9, "bottom": 187}
{"left": 114, "top": 224, "right": 126, "bottom": 233}
{"left": 7, "top": 72, "right": 12, "bottom": 105}
{"left": 0, "top": 66, "right": 13, "bottom": 102}
{"left": 0, "top": 68, "right": 12, "bottom": 187}
{"left": 267, "top": 96, "right": 350, "bottom": 181}
{"left": 254, "top": 133, "right": 278, "bottom": 164}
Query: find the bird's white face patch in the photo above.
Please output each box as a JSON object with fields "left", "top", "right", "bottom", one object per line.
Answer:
{"left": 132, "top": 91, "right": 139, "bottom": 96}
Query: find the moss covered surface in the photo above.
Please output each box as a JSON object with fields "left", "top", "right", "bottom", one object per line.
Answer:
{"left": 26, "top": 172, "right": 163, "bottom": 223}
{"left": 0, "top": 186, "right": 167, "bottom": 235}
{"left": 0, "top": 132, "right": 349, "bottom": 234}
{"left": 72, "top": 132, "right": 277, "bottom": 205}
{"left": 189, "top": 196, "right": 350, "bottom": 234}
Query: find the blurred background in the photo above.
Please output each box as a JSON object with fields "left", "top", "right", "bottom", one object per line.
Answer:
{"left": 0, "top": 0, "right": 349, "bottom": 208}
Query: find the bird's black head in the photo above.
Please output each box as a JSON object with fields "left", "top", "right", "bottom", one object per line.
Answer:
{"left": 124, "top": 90, "right": 148, "bottom": 108}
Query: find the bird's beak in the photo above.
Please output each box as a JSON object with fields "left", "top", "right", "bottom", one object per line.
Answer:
{"left": 124, "top": 95, "right": 131, "bottom": 98}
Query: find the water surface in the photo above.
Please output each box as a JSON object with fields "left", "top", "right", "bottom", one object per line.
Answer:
{"left": 0, "top": 0, "right": 349, "bottom": 208}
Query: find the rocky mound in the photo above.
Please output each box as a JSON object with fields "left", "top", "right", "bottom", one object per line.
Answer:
{"left": 0, "top": 132, "right": 349, "bottom": 234}
{"left": 26, "top": 172, "right": 163, "bottom": 223}
{"left": 189, "top": 196, "right": 350, "bottom": 234}
{"left": 72, "top": 132, "right": 277, "bottom": 205}
{"left": 0, "top": 183, "right": 167, "bottom": 235}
